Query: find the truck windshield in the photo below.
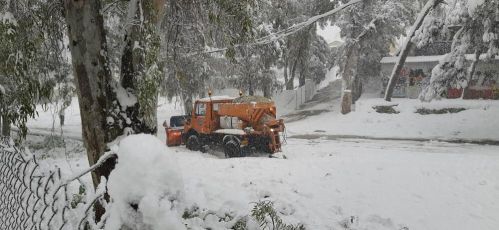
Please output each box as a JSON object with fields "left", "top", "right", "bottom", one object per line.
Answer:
{"left": 195, "top": 103, "right": 206, "bottom": 116}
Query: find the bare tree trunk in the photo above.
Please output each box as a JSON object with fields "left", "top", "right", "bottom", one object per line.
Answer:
{"left": 462, "top": 49, "right": 481, "bottom": 99}
{"left": 63, "top": 0, "right": 115, "bottom": 187}
{"left": 0, "top": 97, "right": 3, "bottom": 136}
{"left": 63, "top": 0, "right": 117, "bottom": 220}
{"left": 63, "top": 0, "right": 166, "bottom": 221}
{"left": 263, "top": 86, "right": 271, "bottom": 98}
{"left": 263, "top": 72, "right": 271, "bottom": 98}
{"left": 1, "top": 115, "right": 9, "bottom": 137}
{"left": 121, "top": 0, "right": 166, "bottom": 135}
{"left": 248, "top": 76, "right": 255, "bottom": 96}
{"left": 384, "top": 0, "right": 443, "bottom": 101}
{"left": 283, "top": 60, "right": 289, "bottom": 88}
{"left": 299, "top": 68, "right": 306, "bottom": 87}
{"left": 183, "top": 95, "right": 193, "bottom": 115}
{"left": 352, "top": 75, "right": 363, "bottom": 103}
{"left": 287, "top": 58, "right": 298, "bottom": 90}
{"left": 340, "top": 43, "right": 360, "bottom": 114}
{"left": 341, "top": 91, "right": 352, "bottom": 114}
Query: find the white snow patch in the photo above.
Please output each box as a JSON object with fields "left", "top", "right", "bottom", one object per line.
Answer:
{"left": 214, "top": 129, "right": 246, "bottom": 136}
{"left": 287, "top": 97, "right": 499, "bottom": 141}
{"left": 319, "top": 66, "right": 340, "bottom": 90}
{"left": 1, "top": 12, "right": 18, "bottom": 26}
{"left": 197, "top": 95, "right": 235, "bottom": 102}
{"left": 106, "top": 134, "right": 185, "bottom": 230}
{"left": 380, "top": 54, "right": 499, "bottom": 64}
{"left": 466, "top": 0, "right": 486, "bottom": 16}
{"left": 115, "top": 85, "right": 138, "bottom": 108}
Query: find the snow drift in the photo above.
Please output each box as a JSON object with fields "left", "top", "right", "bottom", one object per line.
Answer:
{"left": 106, "top": 134, "right": 185, "bottom": 230}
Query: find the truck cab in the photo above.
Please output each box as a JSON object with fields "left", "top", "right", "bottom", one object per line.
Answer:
{"left": 189, "top": 97, "right": 234, "bottom": 134}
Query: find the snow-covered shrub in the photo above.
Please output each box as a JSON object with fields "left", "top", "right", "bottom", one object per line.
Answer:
{"left": 415, "top": 107, "right": 466, "bottom": 115}
{"left": 71, "top": 184, "right": 87, "bottom": 209}
{"left": 250, "top": 201, "right": 305, "bottom": 230}
{"left": 105, "top": 134, "right": 184, "bottom": 230}
{"left": 181, "top": 204, "right": 247, "bottom": 229}
{"left": 27, "top": 135, "right": 65, "bottom": 151}
{"left": 372, "top": 105, "right": 400, "bottom": 114}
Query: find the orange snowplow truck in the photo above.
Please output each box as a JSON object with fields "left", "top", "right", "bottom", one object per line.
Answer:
{"left": 163, "top": 95, "right": 285, "bottom": 157}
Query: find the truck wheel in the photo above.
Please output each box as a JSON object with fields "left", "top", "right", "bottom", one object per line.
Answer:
{"left": 186, "top": 135, "right": 201, "bottom": 151}
{"left": 224, "top": 140, "right": 243, "bottom": 158}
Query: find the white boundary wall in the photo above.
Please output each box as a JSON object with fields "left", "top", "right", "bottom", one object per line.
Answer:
{"left": 273, "top": 80, "right": 318, "bottom": 116}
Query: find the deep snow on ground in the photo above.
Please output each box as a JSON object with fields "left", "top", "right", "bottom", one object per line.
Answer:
{"left": 287, "top": 97, "right": 499, "bottom": 141}
{"left": 31, "top": 134, "right": 499, "bottom": 230}
{"left": 173, "top": 137, "right": 499, "bottom": 230}
{"left": 24, "top": 95, "right": 499, "bottom": 229}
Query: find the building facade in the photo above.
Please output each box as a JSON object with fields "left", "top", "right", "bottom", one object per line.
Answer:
{"left": 380, "top": 55, "right": 499, "bottom": 100}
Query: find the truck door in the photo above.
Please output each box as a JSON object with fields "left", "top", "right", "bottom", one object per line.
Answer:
{"left": 192, "top": 102, "right": 209, "bottom": 133}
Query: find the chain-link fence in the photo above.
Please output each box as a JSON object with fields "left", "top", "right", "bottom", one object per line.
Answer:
{"left": 0, "top": 136, "right": 111, "bottom": 230}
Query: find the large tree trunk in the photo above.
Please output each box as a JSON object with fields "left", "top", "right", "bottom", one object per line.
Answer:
{"left": 1, "top": 114, "right": 9, "bottom": 137}
{"left": 299, "top": 68, "right": 306, "bottom": 87}
{"left": 248, "top": 77, "right": 255, "bottom": 96}
{"left": 183, "top": 95, "right": 193, "bottom": 115}
{"left": 63, "top": 0, "right": 118, "bottom": 220}
{"left": 63, "top": 0, "right": 166, "bottom": 221}
{"left": 63, "top": 0, "right": 115, "bottom": 188}
{"left": 287, "top": 58, "right": 298, "bottom": 90}
{"left": 384, "top": 0, "right": 443, "bottom": 101}
{"left": 340, "top": 43, "right": 360, "bottom": 114}
{"left": 462, "top": 49, "right": 481, "bottom": 99}
{"left": 121, "top": 0, "right": 166, "bottom": 135}
{"left": 263, "top": 70, "right": 272, "bottom": 98}
{"left": 283, "top": 60, "right": 289, "bottom": 88}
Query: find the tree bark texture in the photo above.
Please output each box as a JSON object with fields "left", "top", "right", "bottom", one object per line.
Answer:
{"left": 62, "top": 0, "right": 118, "bottom": 220}
{"left": 340, "top": 42, "right": 360, "bottom": 114}
{"left": 462, "top": 49, "right": 481, "bottom": 99}
{"left": 63, "top": 0, "right": 116, "bottom": 188}
{"left": 287, "top": 58, "right": 298, "bottom": 90}
{"left": 120, "top": 0, "right": 166, "bottom": 135}
{"left": 1, "top": 114, "right": 9, "bottom": 136}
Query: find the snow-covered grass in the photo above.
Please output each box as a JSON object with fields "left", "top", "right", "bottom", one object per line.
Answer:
{"left": 287, "top": 97, "right": 499, "bottom": 141}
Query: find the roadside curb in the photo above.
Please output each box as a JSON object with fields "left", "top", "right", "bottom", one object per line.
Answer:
{"left": 289, "top": 134, "right": 499, "bottom": 146}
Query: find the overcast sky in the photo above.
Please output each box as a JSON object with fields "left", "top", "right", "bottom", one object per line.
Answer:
{"left": 317, "top": 23, "right": 342, "bottom": 43}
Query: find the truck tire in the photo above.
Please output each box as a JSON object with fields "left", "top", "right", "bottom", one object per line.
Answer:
{"left": 186, "top": 135, "right": 201, "bottom": 151}
{"left": 224, "top": 140, "right": 243, "bottom": 158}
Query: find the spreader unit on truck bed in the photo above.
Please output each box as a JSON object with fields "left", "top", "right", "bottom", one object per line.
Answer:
{"left": 163, "top": 95, "right": 285, "bottom": 157}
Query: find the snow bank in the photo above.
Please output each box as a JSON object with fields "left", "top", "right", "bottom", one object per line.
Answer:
{"left": 106, "top": 134, "right": 185, "bottom": 230}
{"left": 319, "top": 66, "right": 340, "bottom": 90}
{"left": 287, "top": 98, "right": 499, "bottom": 141}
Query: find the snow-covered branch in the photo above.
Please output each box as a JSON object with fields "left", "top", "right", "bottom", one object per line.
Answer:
{"left": 184, "top": 0, "right": 364, "bottom": 57}
{"left": 384, "top": 0, "right": 443, "bottom": 101}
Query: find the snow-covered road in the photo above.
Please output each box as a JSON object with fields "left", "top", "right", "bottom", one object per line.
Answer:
{"left": 157, "top": 137, "right": 499, "bottom": 229}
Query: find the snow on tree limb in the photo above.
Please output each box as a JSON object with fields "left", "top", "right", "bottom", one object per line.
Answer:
{"left": 185, "top": 0, "right": 364, "bottom": 57}
{"left": 384, "top": 0, "right": 443, "bottom": 102}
